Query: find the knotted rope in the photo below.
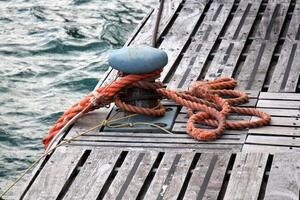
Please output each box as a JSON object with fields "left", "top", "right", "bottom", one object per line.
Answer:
{"left": 43, "top": 70, "right": 271, "bottom": 148}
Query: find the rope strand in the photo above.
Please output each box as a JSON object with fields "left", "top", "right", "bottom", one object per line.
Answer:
{"left": 44, "top": 75, "right": 271, "bottom": 148}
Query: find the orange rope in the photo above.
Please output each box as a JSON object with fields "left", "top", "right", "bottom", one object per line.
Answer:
{"left": 43, "top": 72, "right": 271, "bottom": 148}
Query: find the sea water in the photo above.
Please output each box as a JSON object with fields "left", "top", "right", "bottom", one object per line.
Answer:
{"left": 0, "top": 0, "right": 155, "bottom": 194}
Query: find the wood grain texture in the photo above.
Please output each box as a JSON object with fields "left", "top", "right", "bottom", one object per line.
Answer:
{"left": 259, "top": 92, "right": 300, "bottom": 100}
{"left": 121, "top": 152, "right": 158, "bottom": 200}
{"left": 264, "top": 153, "right": 300, "bottom": 200}
{"left": 268, "top": 2, "right": 300, "bottom": 93}
{"left": 160, "top": 153, "right": 195, "bottom": 200}
{"left": 223, "top": 153, "right": 268, "bottom": 200}
{"left": 242, "top": 144, "right": 300, "bottom": 153}
{"left": 167, "top": 1, "right": 235, "bottom": 89}
{"left": 67, "top": 141, "right": 243, "bottom": 152}
{"left": 183, "top": 153, "right": 231, "bottom": 200}
{"left": 131, "top": 0, "right": 183, "bottom": 46}
{"left": 159, "top": 0, "right": 208, "bottom": 82}
{"left": 246, "top": 135, "right": 300, "bottom": 147}
{"left": 63, "top": 148, "right": 121, "bottom": 200}
{"left": 236, "top": 2, "right": 290, "bottom": 91}
{"left": 23, "top": 147, "right": 85, "bottom": 200}
{"left": 143, "top": 152, "right": 178, "bottom": 199}
{"left": 256, "top": 99, "right": 300, "bottom": 109}
{"left": 205, "top": 1, "right": 261, "bottom": 80}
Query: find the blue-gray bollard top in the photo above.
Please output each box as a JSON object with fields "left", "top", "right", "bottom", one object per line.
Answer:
{"left": 108, "top": 45, "right": 168, "bottom": 74}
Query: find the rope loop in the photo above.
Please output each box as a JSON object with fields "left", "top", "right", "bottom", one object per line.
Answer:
{"left": 43, "top": 72, "right": 271, "bottom": 148}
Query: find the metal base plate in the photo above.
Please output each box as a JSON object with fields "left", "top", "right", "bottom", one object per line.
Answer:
{"left": 104, "top": 106, "right": 178, "bottom": 133}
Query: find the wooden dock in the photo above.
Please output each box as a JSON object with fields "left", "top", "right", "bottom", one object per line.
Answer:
{"left": 13, "top": 0, "right": 300, "bottom": 199}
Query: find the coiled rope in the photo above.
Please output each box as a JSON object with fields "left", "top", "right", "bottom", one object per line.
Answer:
{"left": 43, "top": 73, "right": 271, "bottom": 148}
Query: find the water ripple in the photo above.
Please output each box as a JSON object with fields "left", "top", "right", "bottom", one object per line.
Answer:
{"left": 0, "top": 0, "right": 156, "bottom": 196}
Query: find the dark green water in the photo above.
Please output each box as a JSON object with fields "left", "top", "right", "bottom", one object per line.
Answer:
{"left": 0, "top": 0, "right": 155, "bottom": 194}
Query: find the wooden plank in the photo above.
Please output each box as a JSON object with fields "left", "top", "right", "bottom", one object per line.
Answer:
{"left": 121, "top": 152, "right": 159, "bottom": 200}
{"left": 246, "top": 135, "right": 300, "bottom": 147}
{"left": 256, "top": 99, "right": 300, "bottom": 109}
{"left": 248, "top": 126, "right": 300, "bottom": 136}
{"left": 167, "top": 1, "right": 235, "bottom": 89}
{"left": 71, "top": 134, "right": 244, "bottom": 144}
{"left": 268, "top": 1, "right": 298, "bottom": 96}
{"left": 160, "top": 153, "right": 195, "bottom": 199}
{"left": 259, "top": 92, "right": 300, "bottom": 100}
{"left": 63, "top": 148, "right": 121, "bottom": 200}
{"left": 236, "top": 3, "right": 290, "bottom": 90}
{"left": 205, "top": 1, "right": 261, "bottom": 80}
{"left": 253, "top": 1, "right": 290, "bottom": 42}
{"left": 179, "top": 99, "right": 258, "bottom": 113}
{"left": 223, "top": 153, "right": 268, "bottom": 200}
{"left": 183, "top": 154, "right": 231, "bottom": 200}
{"left": 131, "top": 0, "right": 183, "bottom": 46}
{"left": 23, "top": 147, "right": 85, "bottom": 200}
{"left": 285, "top": 3, "right": 300, "bottom": 42}
{"left": 101, "top": 151, "right": 139, "bottom": 200}
{"left": 65, "top": 109, "right": 108, "bottom": 139}
{"left": 142, "top": 152, "right": 178, "bottom": 199}
{"left": 175, "top": 113, "right": 251, "bottom": 123}
{"left": 264, "top": 153, "right": 300, "bottom": 200}
{"left": 268, "top": 41, "right": 300, "bottom": 92}
{"left": 68, "top": 142, "right": 242, "bottom": 152}
{"left": 103, "top": 151, "right": 157, "bottom": 200}
{"left": 257, "top": 108, "right": 300, "bottom": 117}
{"left": 159, "top": 0, "right": 208, "bottom": 82}
{"left": 268, "top": 3, "right": 300, "bottom": 93}
{"left": 223, "top": 1, "right": 262, "bottom": 41}
{"left": 172, "top": 123, "right": 247, "bottom": 136}
{"left": 242, "top": 144, "right": 298, "bottom": 153}
{"left": 253, "top": 116, "right": 300, "bottom": 126}
{"left": 236, "top": 41, "right": 276, "bottom": 90}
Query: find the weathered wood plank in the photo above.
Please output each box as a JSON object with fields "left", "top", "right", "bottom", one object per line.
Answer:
{"left": 121, "top": 152, "right": 158, "bottom": 200}
{"left": 71, "top": 134, "right": 244, "bottom": 144}
{"left": 183, "top": 153, "right": 231, "bottom": 200}
{"left": 102, "top": 151, "right": 158, "bottom": 200}
{"left": 253, "top": 116, "right": 300, "bottom": 126}
{"left": 246, "top": 135, "right": 300, "bottom": 147}
{"left": 268, "top": 2, "right": 300, "bottom": 93}
{"left": 205, "top": 1, "right": 261, "bottom": 80}
{"left": 175, "top": 113, "right": 251, "bottom": 123}
{"left": 131, "top": 0, "right": 183, "bottom": 46}
{"left": 236, "top": 2, "right": 290, "bottom": 90}
{"left": 242, "top": 144, "right": 299, "bottom": 153}
{"left": 160, "top": 153, "right": 195, "bottom": 200}
{"left": 65, "top": 110, "right": 108, "bottom": 139}
{"left": 285, "top": 3, "right": 300, "bottom": 42}
{"left": 167, "top": 1, "right": 235, "bottom": 89}
{"left": 257, "top": 108, "right": 300, "bottom": 117}
{"left": 223, "top": 1, "right": 262, "bottom": 41}
{"left": 256, "top": 99, "right": 300, "bottom": 109}
{"left": 236, "top": 41, "right": 276, "bottom": 90}
{"left": 179, "top": 99, "right": 258, "bottom": 113}
{"left": 259, "top": 92, "right": 300, "bottom": 100}
{"left": 172, "top": 123, "right": 247, "bottom": 136}
{"left": 142, "top": 152, "right": 178, "bottom": 199}
{"left": 159, "top": 0, "right": 208, "bottom": 82}
{"left": 268, "top": 41, "right": 300, "bottom": 92}
{"left": 23, "top": 147, "right": 85, "bottom": 200}
{"left": 102, "top": 151, "right": 141, "bottom": 200}
{"left": 264, "top": 153, "right": 300, "bottom": 200}
{"left": 68, "top": 142, "right": 242, "bottom": 152}
{"left": 223, "top": 153, "right": 268, "bottom": 200}
{"left": 63, "top": 148, "right": 121, "bottom": 200}
{"left": 248, "top": 126, "right": 300, "bottom": 136}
